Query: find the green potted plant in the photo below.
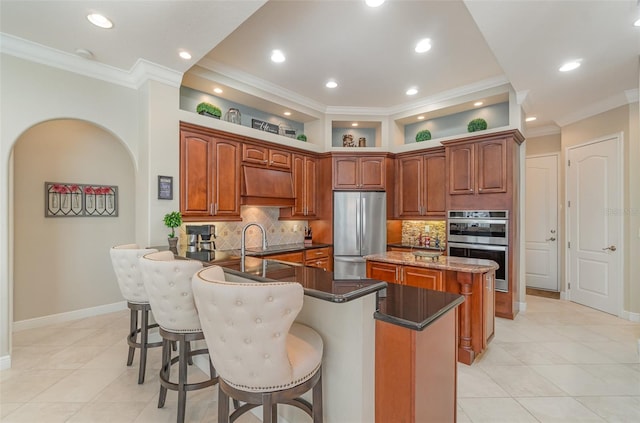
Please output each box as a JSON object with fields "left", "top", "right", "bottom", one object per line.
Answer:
{"left": 415, "top": 129, "right": 432, "bottom": 142}
{"left": 163, "top": 211, "right": 182, "bottom": 250}
{"left": 467, "top": 118, "right": 487, "bottom": 132}
{"left": 297, "top": 134, "right": 307, "bottom": 142}
{"left": 196, "top": 102, "right": 222, "bottom": 119}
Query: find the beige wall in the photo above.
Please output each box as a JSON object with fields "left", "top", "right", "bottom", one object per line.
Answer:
{"left": 13, "top": 120, "right": 135, "bottom": 320}
{"left": 526, "top": 133, "right": 561, "bottom": 156}
{"left": 561, "top": 105, "right": 639, "bottom": 314}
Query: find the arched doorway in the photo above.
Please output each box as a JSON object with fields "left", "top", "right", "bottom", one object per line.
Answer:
{"left": 12, "top": 119, "right": 135, "bottom": 328}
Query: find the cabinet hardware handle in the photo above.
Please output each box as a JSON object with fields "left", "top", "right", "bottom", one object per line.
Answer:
{"left": 214, "top": 203, "right": 218, "bottom": 214}
{"left": 210, "top": 203, "right": 213, "bottom": 215}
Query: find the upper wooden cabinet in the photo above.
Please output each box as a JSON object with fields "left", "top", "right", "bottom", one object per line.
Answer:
{"left": 333, "top": 154, "right": 386, "bottom": 190}
{"left": 280, "top": 154, "right": 317, "bottom": 219}
{"left": 242, "top": 143, "right": 291, "bottom": 170}
{"left": 180, "top": 124, "right": 241, "bottom": 220}
{"left": 443, "top": 130, "right": 524, "bottom": 211}
{"left": 395, "top": 148, "right": 446, "bottom": 219}
{"left": 447, "top": 138, "right": 506, "bottom": 195}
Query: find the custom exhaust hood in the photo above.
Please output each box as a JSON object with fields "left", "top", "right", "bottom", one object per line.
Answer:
{"left": 241, "top": 166, "right": 295, "bottom": 207}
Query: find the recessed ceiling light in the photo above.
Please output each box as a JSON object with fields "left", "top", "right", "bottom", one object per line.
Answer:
{"left": 179, "top": 51, "right": 191, "bottom": 60}
{"left": 326, "top": 80, "right": 338, "bottom": 88}
{"left": 474, "top": 101, "right": 483, "bottom": 107}
{"left": 87, "top": 13, "right": 113, "bottom": 29}
{"left": 352, "top": 123, "right": 359, "bottom": 127}
{"left": 213, "top": 88, "right": 223, "bottom": 94}
{"left": 415, "top": 38, "right": 432, "bottom": 53}
{"left": 406, "top": 87, "right": 418, "bottom": 96}
{"left": 634, "top": 18, "right": 640, "bottom": 27}
{"left": 559, "top": 60, "right": 581, "bottom": 72}
{"left": 365, "top": 0, "right": 385, "bottom": 7}
{"left": 525, "top": 117, "right": 537, "bottom": 122}
{"left": 417, "top": 116, "right": 425, "bottom": 120}
{"left": 271, "top": 49, "right": 286, "bottom": 63}
{"left": 284, "top": 111, "right": 291, "bottom": 116}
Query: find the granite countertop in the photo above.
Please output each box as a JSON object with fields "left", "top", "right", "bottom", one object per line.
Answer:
{"left": 364, "top": 251, "right": 499, "bottom": 273}
{"left": 242, "top": 242, "right": 331, "bottom": 256}
{"left": 375, "top": 284, "right": 464, "bottom": 331}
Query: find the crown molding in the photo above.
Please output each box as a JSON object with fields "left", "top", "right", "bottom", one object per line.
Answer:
{"left": 556, "top": 90, "right": 636, "bottom": 127}
{"left": 0, "top": 32, "right": 182, "bottom": 90}
{"left": 198, "top": 58, "right": 327, "bottom": 113}
{"left": 525, "top": 125, "right": 561, "bottom": 138}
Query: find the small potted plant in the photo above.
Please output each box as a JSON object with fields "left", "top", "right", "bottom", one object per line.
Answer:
{"left": 163, "top": 211, "right": 182, "bottom": 250}
{"left": 196, "top": 102, "right": 222, "bottom": 119}
{"left": 467, "top": 118, "right": 487, "bottom": 132}
{"left": 297, "top": 134, "right": 307, "bottom": 142}
{"left": 415, "top": 129, "right": 432, "bottom": 142}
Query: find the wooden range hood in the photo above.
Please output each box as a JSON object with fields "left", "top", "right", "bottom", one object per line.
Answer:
{"left": 241, "top": 166, "right": 295, "bottom": 207}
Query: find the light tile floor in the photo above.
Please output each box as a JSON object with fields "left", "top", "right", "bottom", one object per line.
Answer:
{"left": 1, "top": 295, "right": 639, "bottom": 422}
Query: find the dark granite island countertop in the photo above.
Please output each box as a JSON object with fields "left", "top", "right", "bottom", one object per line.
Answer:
{"left": 375, "top": 284, "right": 464, "bottom": 331}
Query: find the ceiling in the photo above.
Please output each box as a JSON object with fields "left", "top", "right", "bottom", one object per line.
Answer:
{"left": 1, "top": 0, "right": 638, "bottom": 134}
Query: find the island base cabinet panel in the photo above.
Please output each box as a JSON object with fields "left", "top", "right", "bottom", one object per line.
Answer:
{"left": 375, "top": 311, "right": 457, "bottom": 423}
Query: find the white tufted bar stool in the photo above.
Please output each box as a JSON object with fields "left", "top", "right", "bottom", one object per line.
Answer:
{"left": 192, "top": 266, "right": 324, "bottom": 423}
{"left": 109, "top": 244, "right": 162, "bottom": 384}
{"left": 139, "top": 250, "right": 217, "bottom": 423}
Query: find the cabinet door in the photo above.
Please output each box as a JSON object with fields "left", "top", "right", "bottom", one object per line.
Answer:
{"left": 448, "top": 143, "right": 475, "bottom": 195}
{"left": 396, "top": 156, "right": 423, "bottom": 218}
{"left": 212, "top": 139, "right": 241, "bottom": 218}
{"left": 180, "top": 131, "right": 213, "bottom": 217}
{"left": 424, "top": 153, "right": 446, "bottom": 217}
{"left": 268, "top": 149, "right": 291, "bottom": 170}
{"left": 359, "top": 157, "right": 386, "bottom": 189}
{"left": 476, "top": 138, "right": 507, "bottom": 194}
{"left": 242, "top": 144, "right": 268, "bottom": 166}
{"left": 306, "top": 257, "right": 331, "bottom": 271}
{"left": 291, "top": 155, "right": 306, "bottom": 216}
{"left": 366, "top": 261, "right": 400, "bottom": 284}
{"left": 402, "top": 266, "right": 443, "bottom": 290}
{"left": 333, "top": 157, "right": 359, "bottom": 189}
{"left": 303, "top": 156, "right": 317, "bottom": 216}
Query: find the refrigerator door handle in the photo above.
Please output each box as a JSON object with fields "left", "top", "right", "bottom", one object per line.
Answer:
{"left": 355, "top": 198, "right": 361, "bottom": 252}
{"left": 334, "top": 256, "right": 366, "bottom": 263}
{"left": 360, "top": 195, "right": 366, "bottom": 252}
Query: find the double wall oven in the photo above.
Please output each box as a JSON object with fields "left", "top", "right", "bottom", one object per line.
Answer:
{"left": 447, "top": 210, "right": 509, "bottom": 292}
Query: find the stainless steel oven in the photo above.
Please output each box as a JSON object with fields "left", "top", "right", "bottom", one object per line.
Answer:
{"left": 447, "top": 210, "right": 509, "bottom": 292}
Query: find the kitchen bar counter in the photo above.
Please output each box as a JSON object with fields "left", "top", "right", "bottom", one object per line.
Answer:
{"left": 164, "top": 245, "right": 463, "bottom": 422}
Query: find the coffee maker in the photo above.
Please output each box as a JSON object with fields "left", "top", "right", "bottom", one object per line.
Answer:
{"left": 186, "top": 225, "right": 216, "bottom": 251}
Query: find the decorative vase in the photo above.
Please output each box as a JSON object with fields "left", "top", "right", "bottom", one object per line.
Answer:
{"left": 224, "top": 108, "right": 241, "bottom": 124}
{"left": 168, "top": 237, "right": 178, "bottom": 252}
{"left": 358, "top": 137, "right": 367, "bottom": 147}
{"left": 342, "top": 134, "right": 354, "bottom": 147}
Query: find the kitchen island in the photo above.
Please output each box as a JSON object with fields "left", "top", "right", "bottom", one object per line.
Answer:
{"left": 365, "top": 251, "right": 498, "bottom": 365}
{"left": 169, "top": 247, "right": 463, "bottom": 422}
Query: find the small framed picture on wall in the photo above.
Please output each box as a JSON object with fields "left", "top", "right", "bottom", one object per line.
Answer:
{"left": 158, "top": 175, "right": 173, "bottom": 200}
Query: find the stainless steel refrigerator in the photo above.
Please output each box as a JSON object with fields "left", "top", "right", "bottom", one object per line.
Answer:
{"left": 333, "top": 191, "right": 387, "bottom": 278}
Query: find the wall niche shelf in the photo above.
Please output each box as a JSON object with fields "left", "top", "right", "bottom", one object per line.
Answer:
{"left": 331, "top": 120, "right": 382, "bottom": 149}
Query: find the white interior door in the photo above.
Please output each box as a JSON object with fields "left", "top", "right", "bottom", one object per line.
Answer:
{"left": 525, "top": 154, "right": 559, "bottom": 291}
{"left": 567, "top": 135, "right": 622, "bottom": 315}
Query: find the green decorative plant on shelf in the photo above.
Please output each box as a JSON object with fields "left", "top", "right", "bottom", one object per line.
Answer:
{"left": 467, "top": 118, "right": 487, "bottom": 132}
{"left": 415, "top": 129, "right": 432, "bottom": 142}
{"left": 297, "top": 134, "right": 307, "bottom": 142}
{"left": 196, "top": 102, "right": 222, "bottom": 119}
{"left": 163, "top": 211, "right": 182, "bottom": 239}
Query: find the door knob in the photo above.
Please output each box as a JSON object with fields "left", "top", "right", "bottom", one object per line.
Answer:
{"left": 545, "top": 237, "right": 556, "bottom": 241}
{"left": 602, "top": 245, "right": 617, "bottom": 252}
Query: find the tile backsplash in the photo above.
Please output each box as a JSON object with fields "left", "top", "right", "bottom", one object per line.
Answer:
{"left": 401, "top": 220, "right": 446, "bottom": 247}
{"left": 179, "top": 206, "right": 307, "bottom": 250}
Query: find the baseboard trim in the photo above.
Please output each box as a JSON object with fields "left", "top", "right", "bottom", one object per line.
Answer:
{"left": 518, "top": 301, "right": 527, "bottom": 313}
{"left": 12, "top": 301, "right": 127, "bottom": 332}
{"left": 622, "top": 310, "right": 640, "bottom": 323}
{"left": 0, "top": 355, "right": 11, "bottom": 370}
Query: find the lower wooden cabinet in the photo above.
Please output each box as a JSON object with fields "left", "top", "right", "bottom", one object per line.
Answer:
{"left": 262, "top": 247, "right": 332, "bottom": 271}
{"left": 402, "top": 266, "right": 443, "bottom": 291}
